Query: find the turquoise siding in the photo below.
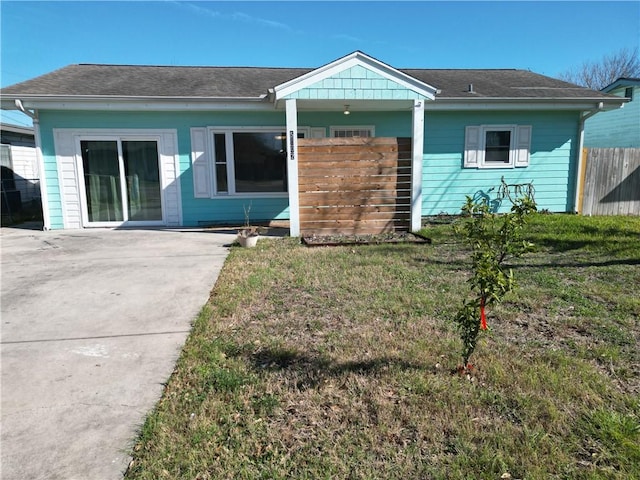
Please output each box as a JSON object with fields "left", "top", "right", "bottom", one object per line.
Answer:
{"left": 38, "top": 110, "right": 413, "bottom": 228}
{"left": 422, "top": 111, "right": 580, "bottom": 215}
{"left": 584, "top": 86, "right": 640, "bottom": 147}
{"left": 36, "top": 123, "right": 63, "bottom": 228}
{"left": 286, "top": 65, "right": 427, "bottom": 100}
{"left": 38, "top": 108, "right": 580, "bottom": 228}
{"left": 298, "top": 111, "right": 411, "bottom": 137}
{"left": 38, "top": 110, "right": 293, "bottom": 228}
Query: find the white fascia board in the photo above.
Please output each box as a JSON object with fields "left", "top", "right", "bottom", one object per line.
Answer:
{"left": 274, "top": 51, "right": 437, "bottom": 100}
{"left": 427, "top": 98, "right": 627, "bottom": 111}
{"left": 1, "top": 96, "right": 271, "bottom": 112}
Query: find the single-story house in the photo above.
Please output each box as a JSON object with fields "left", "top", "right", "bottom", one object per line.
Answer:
{"left": 584, "top": 77, "right": 640, "bottom": 148}
{"left": 0, "top": 51, "right": 626, "bottom": 234}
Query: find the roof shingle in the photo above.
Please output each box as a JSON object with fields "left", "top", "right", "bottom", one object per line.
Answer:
{"left": 0, "top": 63, "right": 613, "bottom": 100}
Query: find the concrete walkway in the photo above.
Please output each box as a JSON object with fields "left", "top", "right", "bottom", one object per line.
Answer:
{"left": 1, "top": 226, "right": 235, "bottom": 480}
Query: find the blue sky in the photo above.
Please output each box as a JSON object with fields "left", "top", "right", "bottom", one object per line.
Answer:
{"left": 1, "top": 1, "right": 639, "bottom": 127}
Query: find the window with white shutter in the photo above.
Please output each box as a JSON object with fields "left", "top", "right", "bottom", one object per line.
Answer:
{"left": 464, "top": 125, "right": 531, "bottom": 169}
{"left": 190, "top": 126, "right": 310, "bottom": 198}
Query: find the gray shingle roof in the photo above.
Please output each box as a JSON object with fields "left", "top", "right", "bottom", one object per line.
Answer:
{"left": 1, "top": 63, "right": 613, "bottom": 100}
{"left": 403, "top": 69, "right": 606, "bottom": 99}
{"left": 1, "top": 64, "right": 312, "bottom": 98}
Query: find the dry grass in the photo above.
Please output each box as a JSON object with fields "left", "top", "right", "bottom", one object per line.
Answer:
{"left": 126, "top": 214, "right": 640, "bottom": 480}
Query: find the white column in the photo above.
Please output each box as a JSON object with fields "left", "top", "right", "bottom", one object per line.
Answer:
{"left": 411, "top": 99, "right": 425, "bottom": 232}
{"left": 285, "top": 99, "right": 300, "bottom": 236}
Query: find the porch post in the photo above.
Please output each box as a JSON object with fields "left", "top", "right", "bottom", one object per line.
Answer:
{"left": 411, "top": 99, "right": 425, "bottom": 232}
{"left": 285, "top": 98, "right": 300, "bottom": 236}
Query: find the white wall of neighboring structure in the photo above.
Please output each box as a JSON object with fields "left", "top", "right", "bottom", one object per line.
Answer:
{"left": 1, "top": 124, "right": 41, "bottom": 204}
{"left": 10, "top": 145, "right": 39, "bottom": 179}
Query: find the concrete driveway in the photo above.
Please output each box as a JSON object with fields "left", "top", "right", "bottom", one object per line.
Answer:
{"left": 1, "top": 226, "right": 235, "bottom": 480}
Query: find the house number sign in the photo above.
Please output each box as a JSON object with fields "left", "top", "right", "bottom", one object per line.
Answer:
{"left": 289, "top": 130, "right": 295, "bottom": 160}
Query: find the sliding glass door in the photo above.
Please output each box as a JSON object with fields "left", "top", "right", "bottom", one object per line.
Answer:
{"left": 122, "top": 141, "right": 162, "bottom": 221}
{"left": 80, "top": 139, "right": 162, "bottom": 225}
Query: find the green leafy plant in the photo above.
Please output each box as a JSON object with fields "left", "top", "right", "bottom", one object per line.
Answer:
{"left": 453, "top": 178, "right": 537, "bottom": 370}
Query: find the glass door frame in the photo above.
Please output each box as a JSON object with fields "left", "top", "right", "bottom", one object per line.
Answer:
{"left": 75, "top": 135, "right": 166, "bottom": 227}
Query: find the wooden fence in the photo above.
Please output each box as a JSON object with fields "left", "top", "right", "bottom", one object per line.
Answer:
{"left": 297, "top": 137, "right": 411, "bottom": 235}
{"left": 581, "top": 148, "right": 640, "bottom": 216}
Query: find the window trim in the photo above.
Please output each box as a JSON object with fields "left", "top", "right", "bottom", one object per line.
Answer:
{"left": 329, "top": 125, "right": 375, "bottom": 138}
{"left": 464, "top": 124, "right": 531, "bottom": 169}
{"left": 200, "top": 126, "right": 310, "bottom": 198}
{"left": 55, "top": 128, "right": 181, "bottom": 229}
{"left": 480, "top": 125, "right": 516, "bottom": 169}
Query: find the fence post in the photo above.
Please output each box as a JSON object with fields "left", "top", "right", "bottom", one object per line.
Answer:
{"left": 577, "top": 148, "right": 588, "bottom": 214}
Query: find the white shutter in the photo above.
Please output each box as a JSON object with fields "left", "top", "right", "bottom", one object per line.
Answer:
{"left": 515, "top": 125, "right": 532, "bottom": 167}
{"left": 463, "top": 126, "right": 481, "bottom": 168}
{"left": 190, "top": 128, "right": 211, "bottom": 198}
{"left": 160, "top": 132, "right": 182, "bottom": 226}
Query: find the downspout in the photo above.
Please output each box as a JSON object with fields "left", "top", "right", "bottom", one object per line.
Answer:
{"left": 15, "top": 99, "right": 51, "bottom": 230}
{"left": 573, "top": 102, "right": 603, "bottom": 214}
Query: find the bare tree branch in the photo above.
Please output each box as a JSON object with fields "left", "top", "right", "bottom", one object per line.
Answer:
{"left": 558, "top": 47, "right": 640, "bottom": 90}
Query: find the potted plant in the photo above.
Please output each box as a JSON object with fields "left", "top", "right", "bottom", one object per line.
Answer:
{"left": 237, "top": 203, "right": 260, "bottom": 248}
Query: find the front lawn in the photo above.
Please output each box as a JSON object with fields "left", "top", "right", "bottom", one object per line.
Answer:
{"left": 126, "top": 214, "right": 640, "bottom": 480}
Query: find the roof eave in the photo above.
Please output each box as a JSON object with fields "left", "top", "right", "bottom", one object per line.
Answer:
{"left": 601, "top": 78, "right": 640, "bottom": 93}
{"left": 0, "top": 122, "right": 35, "bottom": 135}
{"left": 429, "top": 96, "right": 628, "bottom": 111}
{"left": 0, "top": 94, "right": 273, "bottom": 112}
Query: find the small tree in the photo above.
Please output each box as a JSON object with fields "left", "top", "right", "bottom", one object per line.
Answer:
{"left": 453, "top": 179, "right": 537, "bottom": 370}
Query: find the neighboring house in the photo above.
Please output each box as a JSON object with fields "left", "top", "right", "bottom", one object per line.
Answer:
{"left": 1, "top": 122, "right": 41, "bottom": 215}
{"left": 584, "top": 78, "right": 640, "bottom": 148}
{"left": 0, "top": 51, "right": 626, "bottom": 234}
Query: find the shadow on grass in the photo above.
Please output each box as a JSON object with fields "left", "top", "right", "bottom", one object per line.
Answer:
{"left": 512, "top": 257, "right": 640, "bottom": 269}
{"left": 412, "top": 245, "right": 639, "bottom": 270}
{"left": 249, "top": 347, "right": 425, "bottom": 390}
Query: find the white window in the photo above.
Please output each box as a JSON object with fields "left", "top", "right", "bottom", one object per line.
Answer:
{"left": 191, "top": 127, "right": 309, "bottom": 198}
{"left": 464, "top": 125, "right": 531, "bottom": 169}
{"left": 330, "top": 126, "right": 375, "bottom": 138}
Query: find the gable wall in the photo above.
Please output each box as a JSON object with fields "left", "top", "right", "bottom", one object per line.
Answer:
{"left": 584, "top": 86, "right": 640, "bottom": 148}
{"left": 422, "top": 110, "right": 580, "bottom": 215}
{"left": 285, "top": 65, "right": 427, "bottom": 100}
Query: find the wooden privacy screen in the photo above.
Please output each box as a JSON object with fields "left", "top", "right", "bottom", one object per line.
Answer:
{"left": 297, "top": 137, "right": 412, "bottom": 235}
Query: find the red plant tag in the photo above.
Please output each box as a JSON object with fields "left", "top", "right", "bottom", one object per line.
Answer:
{"left": 480, "top": 296, "right": 488, "bottom": 330}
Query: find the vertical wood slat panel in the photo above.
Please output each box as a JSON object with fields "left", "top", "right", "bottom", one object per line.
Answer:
{"left": 298, "top": 137, "right": 412, "bottom": 235}
{"left": 582, "top": 148, "right": 640, "bottom": 216}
